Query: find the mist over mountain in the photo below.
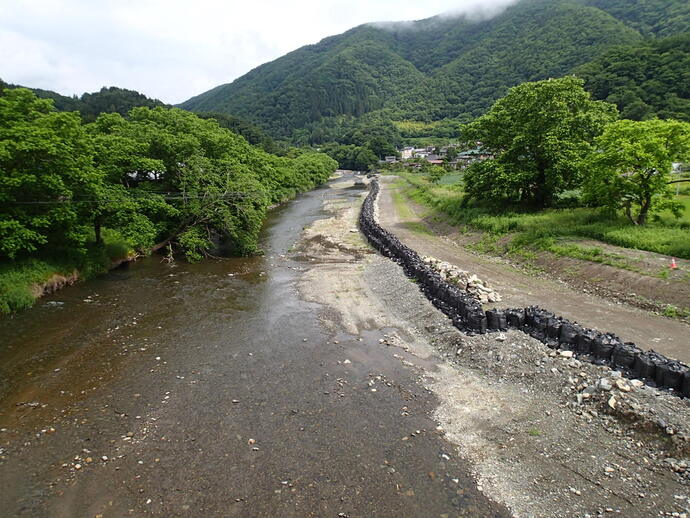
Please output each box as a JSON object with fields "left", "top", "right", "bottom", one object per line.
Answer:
{"left": 179, "top": 0, "right": 689, "bottom": 140}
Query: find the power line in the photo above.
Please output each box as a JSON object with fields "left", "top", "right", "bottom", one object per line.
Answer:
{"left": 4, "top": 192, "right": 262, "bottom": 205}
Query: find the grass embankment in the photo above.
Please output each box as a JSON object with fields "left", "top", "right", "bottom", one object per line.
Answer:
{"left": 0, "top": 229, "right": 131, "bottom": 314}
{"left": 395, "top": 172, "right": 690, "bottom": 263}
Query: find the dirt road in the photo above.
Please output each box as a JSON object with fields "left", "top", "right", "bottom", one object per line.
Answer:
{"left": 377, "top": 176, "right": 690, "bottom": 364}
{"left": 0, "top": 173, "right": 688, "bottom": 518}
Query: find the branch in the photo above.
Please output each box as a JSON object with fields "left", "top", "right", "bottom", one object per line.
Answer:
{"left": 667, "top": 179, "right": 690, "bottom": 185}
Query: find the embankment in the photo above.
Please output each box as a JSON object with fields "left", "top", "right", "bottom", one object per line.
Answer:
{"left": 360, "top": 179, "right": 690, "bottom": 397}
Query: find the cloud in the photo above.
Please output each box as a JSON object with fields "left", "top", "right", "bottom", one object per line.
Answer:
{"left": 0, "top": 0, "right": 517, "bottom": 104}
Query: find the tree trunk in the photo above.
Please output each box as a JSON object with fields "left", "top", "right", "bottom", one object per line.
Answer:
{"left": 624, "top": 204, "right": 637, "bottom": 226}
{"left": 533, "top": 160, "right": 548, "bottom": 208}
{"left": 94, "top": 216, "right": 103, "bottom": 245}
{"left": 636, "top": 197, "right": 651, "bottom": 226}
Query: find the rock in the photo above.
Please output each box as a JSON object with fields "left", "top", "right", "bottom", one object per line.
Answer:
{"left": 630, "top": 379, "right": 644, "bottom": 389}
{"left": 615, "top": 379, "right": 631, "bottom": 392}
{"left": 608, "top": 395, "right": 617, "bottom": 409}
{"left": 343, "top": 359, "right": 352, "bottom": 364}
{"left": 597, "top": 378, "right": 613, "bottom": 391}
{"left": 559, "top": 350, "right": 574, "bottom": 358}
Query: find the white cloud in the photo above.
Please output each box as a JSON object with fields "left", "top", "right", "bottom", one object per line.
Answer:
{"left": 0, "top": 0, "right": 516, "bottom": 104}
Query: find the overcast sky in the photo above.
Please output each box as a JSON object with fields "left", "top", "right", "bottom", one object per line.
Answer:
{"left": 0, "top": 0, "right": 515, "bottom": 104}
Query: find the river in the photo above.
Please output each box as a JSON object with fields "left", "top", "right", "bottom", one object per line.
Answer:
{"left": 0, "top": 174, "right": 507, "bottom": 517}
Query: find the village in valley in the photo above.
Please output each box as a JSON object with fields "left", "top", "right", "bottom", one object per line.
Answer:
{"left": 383, "top": 144, "right": 494, "bottom": 169}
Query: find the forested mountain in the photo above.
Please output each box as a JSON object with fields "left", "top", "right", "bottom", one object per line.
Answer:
{"left": 179, "top": 0, "right": 690, "bottom": 140}
{"left": 575, "top": 33, "right": 690, "bottom": 121}
{"left": 0, "top": 81, "right": 167, "bottom": 121}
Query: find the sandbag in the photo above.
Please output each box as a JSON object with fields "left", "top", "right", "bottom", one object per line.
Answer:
{"left": 657, "top": 361, "right": 687, "bottom": 390}
{"left": 486, "top": 309, "right": 508, "bottom": 331}
{"left": 682, "top": 371, "right": 690, "bottom": 398}
{"left": 546, "top": 317, "right": 562, "bottom": 340}
{"left": 559, "top": 321, "right": 582, "bottom": 350}
{"left": 527, "top": 309, "right": 550, "bottom": 341}
{"left": 467, "top": 309, "right": 487, "bottom": 334}
{"left": 506, "top": 308, "right": 526, "bottom": 328}
{"left": 611, "top": 343, "right": 641, "bottom": 371}
{"left": 576, "top": 329, "right": 596, "bottom": 355}
{"left": 592, "top": 333, "right": 620, "bottom": 362}
{"left": 632, "top": 351, "right": 663, "bottom": 382}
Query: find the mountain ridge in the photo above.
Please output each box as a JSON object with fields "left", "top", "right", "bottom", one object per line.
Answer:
{"left": 179, "top": 0, "right": 690, "bottom": 140}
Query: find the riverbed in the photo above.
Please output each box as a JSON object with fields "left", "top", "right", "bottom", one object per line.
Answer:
{"left": 0, "top": 174, "right": 507, "bottom": 517}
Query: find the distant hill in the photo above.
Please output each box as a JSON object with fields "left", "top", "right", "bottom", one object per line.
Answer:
{"left": 0, "top": 80, "right": 279, "bottom": 152}
{"left": 0, "top": 82, "right": 168, "bottom": 121}
{"left": 179, "top": 0, "right": 690, "bottom": 139}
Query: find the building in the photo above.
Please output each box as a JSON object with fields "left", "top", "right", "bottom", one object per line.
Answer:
{"left": 400, "top": 147, "right": 414, "bottom": 160}
{"left": 456, "top": 147, "right": 494, "bottom": 168}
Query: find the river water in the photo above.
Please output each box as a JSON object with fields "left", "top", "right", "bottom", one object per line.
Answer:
{"left": 0, "top": 175, "right": 507, "bottom": 517}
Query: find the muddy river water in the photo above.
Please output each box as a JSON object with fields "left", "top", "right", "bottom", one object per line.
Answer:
{"left": 0, "top": 176, "right": 508, "bottom": 517}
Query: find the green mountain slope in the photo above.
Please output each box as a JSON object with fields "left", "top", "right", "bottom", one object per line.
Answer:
{"left": 179, "top": 0, "right": 690, "bottom": 139}
{"left": 575, "top": 33, "right": 690, "bottom": 121}
{"left": 389, "top": 1, "right": 641, "bottom": 121}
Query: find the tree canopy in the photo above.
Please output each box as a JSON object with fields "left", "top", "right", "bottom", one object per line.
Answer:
{"left": 0, "top": 89, "right": 337, "bottom": 262}
{"left": 0, "top": 89, "right": 101, "bottom": 259}
{"left": 575, "top": 33, "right": 690, "bottom": 122}
{"left": 583, "top": 119, "right": 690, "bottom": 225}
{"left": 462, "top": 77, "right": 618, "bottom": 207}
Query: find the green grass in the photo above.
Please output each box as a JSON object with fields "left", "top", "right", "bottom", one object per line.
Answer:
{"left": 390, "top": 183, "right": 434, "bottom": 236}
{"left": 662, "top": 304, "right": 690, "bottom": 318}
{"left": 0, "top": 229, "right": 131, "bottom": 314}
{"left": 436, "top": 172, "right": 464, "bottom": 186}
{"left": 397, "top": 172, "right": 690, "bottom": 261}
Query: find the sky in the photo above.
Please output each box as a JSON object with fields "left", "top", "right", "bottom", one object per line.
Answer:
{"left": 0, "top": 0, "right": 515, "bottom": 104}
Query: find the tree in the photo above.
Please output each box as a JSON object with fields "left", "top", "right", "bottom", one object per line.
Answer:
{"left": 583, "top": 119, "right": 690, "bottom": 225}
{"left": 462, "top": 77, "right": 618, "bottom": 207}
{"left": 0, "top": 88, "right": 102, "bottom": 259}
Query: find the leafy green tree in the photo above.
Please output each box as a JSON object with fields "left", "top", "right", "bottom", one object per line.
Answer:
{"left": 0, "top": 89, "right": 337, "bottom": 268}
{"left": 0, "top": 88, "right": 102, "bottom": 259}
{"left": 88, "top": 107, "right": 336, "bottom": 259}
{"left": 463, "top": 77, "right": 618, "bottom": 207}
{"left": 583, "top": 119, "right": 690, "bottom": 225}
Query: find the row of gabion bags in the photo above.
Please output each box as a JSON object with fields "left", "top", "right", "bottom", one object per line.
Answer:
{"left": 359, "top": 179, "right": 690, "bottom": 397}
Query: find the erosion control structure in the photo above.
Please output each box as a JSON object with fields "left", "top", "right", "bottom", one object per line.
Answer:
{"left": 359, "top": 179, "right": 690, "bottom": 398}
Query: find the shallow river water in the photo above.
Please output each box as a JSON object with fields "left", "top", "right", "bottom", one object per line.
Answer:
{"left": 0, "top": 176, "right": 507, "bottom": 517}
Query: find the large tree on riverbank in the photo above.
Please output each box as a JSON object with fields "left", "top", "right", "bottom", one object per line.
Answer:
{"left": 0, "top": 88, "right": 337, "bottom": 263}
{"left": 583, "top": 119, "right": 690, "bottom": 225}
{"left": 462, "top": 77, "right": 618, "bottom": 207}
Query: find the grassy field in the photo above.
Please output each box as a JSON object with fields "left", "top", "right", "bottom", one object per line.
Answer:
{"left": 0, "top": 229, "right": 131, "bottom": 314}
{"left": 395, "top": 172, "right": 690, "bottom": 261}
